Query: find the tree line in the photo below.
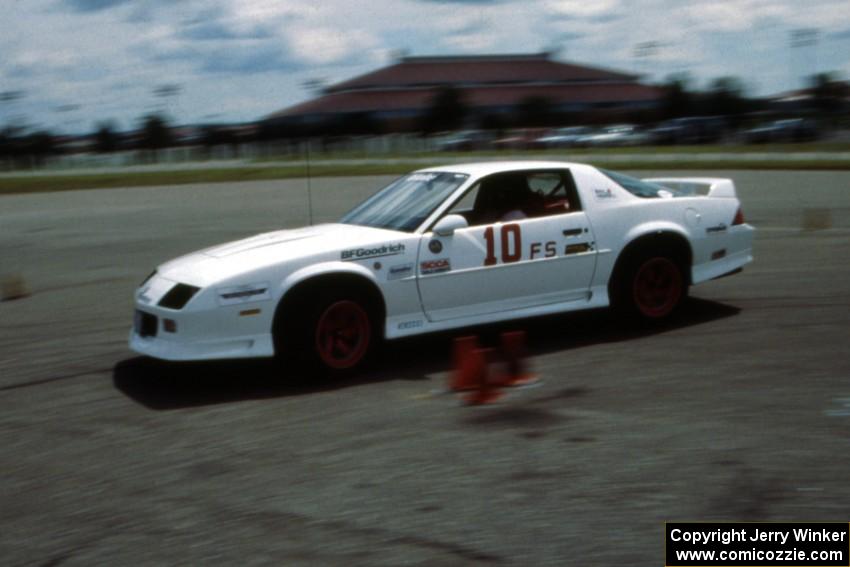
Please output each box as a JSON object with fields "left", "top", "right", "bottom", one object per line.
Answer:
{"left": 1, "top": 72, "right": 847, "bottom": 168}
{"left": 0, "top": 114, "right": 247, "bottom": 168}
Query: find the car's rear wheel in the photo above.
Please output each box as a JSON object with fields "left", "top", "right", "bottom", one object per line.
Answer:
{"left": 631, "top": 257, "right": 684, "bottom": 319}
{"left": 612, "top": 251, "right": 687, "bottom": 322}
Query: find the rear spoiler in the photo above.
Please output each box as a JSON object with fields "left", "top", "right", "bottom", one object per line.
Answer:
{"left": 643, "top": 177, "right": 737, "bottom": 198}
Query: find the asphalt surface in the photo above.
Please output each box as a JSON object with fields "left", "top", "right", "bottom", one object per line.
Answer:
{"left": 1, "top": 171, "right": 849, "bottom": 565}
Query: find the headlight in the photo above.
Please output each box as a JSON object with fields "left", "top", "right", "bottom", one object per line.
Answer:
{"left": 158, "top": 283, "right": 201, "bottom": 310}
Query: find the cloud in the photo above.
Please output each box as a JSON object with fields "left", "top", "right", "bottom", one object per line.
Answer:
{"left": 63, "top": 0, "right": 133, "bottom": 12}
{"left": 7, "top": 48, "right": 81, "bottom": 76}
{"left": 415, "top": 0, "right": 507, "bottom": 3}
{"left": 199, "top": 47, "right": 302, "bottom": 74}
{"left": 4, "top": 65, "right": 36, "bottom": 79}
{"left": 556, "top": 31, "right": 586, "bottom": 42}
{"left": 227, "top": 0, "right": 317, "bottom": 26}
{"left": 143, "top": 42, "right": 301, "bottom": 75}
{"left": 544, "top": 0, "right": 621, "bottom": 19}
{"left": 287, "top": 28, "right": 380, "bottom": 66}
{"left": 830, "top": 28, "right": 850, "bottom": 40}
{"left": 178, "top": 20, "right": 273, "bottom": 41}
{"left": 442, "top": 32, "right": 498, "bottom": 51}
{"left": 586, "top": 13, "right": 620, "bottom": 24}
{"left": 441, "top": 12, "right": 492, "bottom": 34}
{"left": 65, "top": 0, "right": 191, "bottom": 15}
{"left": 438, "top": 13, "right": 499, "bottom": 51}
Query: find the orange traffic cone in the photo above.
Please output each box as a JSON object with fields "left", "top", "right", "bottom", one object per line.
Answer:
{"left": 496, "top": 331, "right": 539, "bottom": 387}
{"left": 448, "top": 336, "right": 484, "bottom": 392}
{"left": 463, "top": 347, "right": 505, "bottom": 406}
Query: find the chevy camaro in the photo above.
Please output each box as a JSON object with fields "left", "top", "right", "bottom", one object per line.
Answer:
{"left": 130, "top": 161, "right": 754, "bottom": 373}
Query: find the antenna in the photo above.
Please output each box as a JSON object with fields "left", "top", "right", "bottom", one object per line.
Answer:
{"left": 305, "top": 138, "right": 314, "bottom": 226}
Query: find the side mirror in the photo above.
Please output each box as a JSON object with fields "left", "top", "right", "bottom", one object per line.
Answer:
{"left": 432, "top": 214, "right": 468, "bottom": 237}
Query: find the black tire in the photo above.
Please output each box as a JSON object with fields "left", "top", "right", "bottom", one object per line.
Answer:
{"left": 611, "top": 250, "right": 688, "bottom": 322}
{"left": 274, "top": 287, "right": 380, "bottom": 378}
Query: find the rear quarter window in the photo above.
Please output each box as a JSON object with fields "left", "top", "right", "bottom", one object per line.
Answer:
{"left": 599, "top": 168, "right": 675, "bottom": 198}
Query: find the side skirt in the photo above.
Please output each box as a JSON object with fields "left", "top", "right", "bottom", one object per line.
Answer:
{"left": 385, "top": 285, "right": 610, "bottom": 340}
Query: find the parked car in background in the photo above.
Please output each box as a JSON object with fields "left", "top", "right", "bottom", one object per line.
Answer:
{"left": 435, "top": 130, "right": 492, "bottom": 151}
{"left": 491, "top": 128, "right": 548, "bottom": 151}
{"left": 535, "top": 126, "right": 594, "bottom": 148}
{"left": 649, "top": 116, "right": 726, "bottom": 145}
{"left": 742, "top": 119, "right": 820, "bottom": 144}
{"left": 578, "top": 124, "right": 650, "bottom": 147}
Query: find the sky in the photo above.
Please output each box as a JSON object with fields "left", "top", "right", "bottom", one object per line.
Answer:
{"left": 1, "top": 0, "right": 849, "bottom": 134}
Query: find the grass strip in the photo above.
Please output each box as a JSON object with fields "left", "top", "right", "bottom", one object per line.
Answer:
{"left": 2, "top": 159, "right": 850, "bottom": 196}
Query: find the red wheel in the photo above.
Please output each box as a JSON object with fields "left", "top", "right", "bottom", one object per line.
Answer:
{"left": 314, "top": 300, "right": 371, "bottom": 370}
{"left": 631, "top": 257, "right": 684, "bottom": 319}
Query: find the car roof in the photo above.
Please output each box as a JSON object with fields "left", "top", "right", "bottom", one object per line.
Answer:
{"left": 416, "top": 161, "right": 594, "bottom": 177}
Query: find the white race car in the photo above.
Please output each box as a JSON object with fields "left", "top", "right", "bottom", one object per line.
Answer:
{"left": 130, "top": 162, "right": 754, "bottom": 373}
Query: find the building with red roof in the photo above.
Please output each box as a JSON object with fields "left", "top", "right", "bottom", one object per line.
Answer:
{"left": 263, "top": 52, "right": 663, "bottom": 134}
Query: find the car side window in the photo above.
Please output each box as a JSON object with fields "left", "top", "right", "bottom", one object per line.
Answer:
{"left": 529, "top": 172, "right": 582, "bottom": 215}
{"left": 444, "top": 169, "right": 580, "bottom": 227}
{"left": 528, "top": 172, "right": 561, "bottom": 193}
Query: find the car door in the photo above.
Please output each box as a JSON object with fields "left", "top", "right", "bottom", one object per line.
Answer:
{"left": 416, "top": 169, "right": 597, "bottom": 322}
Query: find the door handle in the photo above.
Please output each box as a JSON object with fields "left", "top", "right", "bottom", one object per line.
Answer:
{"left": 562, "top": 228, "right": 584, "bottom": 237}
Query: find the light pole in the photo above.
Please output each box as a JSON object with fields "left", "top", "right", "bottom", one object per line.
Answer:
{"left": 633, "top": 41, "right": 661, "bottom": 81}
{"left": 789, "top": 28, "right": 819, "bottom": 90}
{"left": 0, "top": 90, "right": 25, "bottom": 131}
{"left": 153, "top": 84, "right": 181, "bottom": 121}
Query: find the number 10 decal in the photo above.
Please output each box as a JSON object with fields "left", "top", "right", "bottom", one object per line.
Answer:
{"left": 483, "top": 223, "right": 522, "bottom": 266}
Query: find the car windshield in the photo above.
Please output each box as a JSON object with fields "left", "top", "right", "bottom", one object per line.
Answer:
{"left": 599, "top": 168, "right": 672, "bottom": 198}
{"left": 340, "top": 171, "right": 470, "bottom": 232}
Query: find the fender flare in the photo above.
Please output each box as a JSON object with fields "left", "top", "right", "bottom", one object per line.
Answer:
{"left": 271, "top": 262, "right": 387, "bottom": 347}
{"left": 610, "top": 225, "right": 693, "bottom": 288}
{"left": 277, "top": 261, "right": 378, "bottom": 298}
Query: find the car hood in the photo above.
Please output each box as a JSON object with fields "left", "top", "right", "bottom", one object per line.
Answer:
{"left": 156, "top": 223, "right": 407, "bottom": 287}
{"left": 200, "top": 224, "right": 335, "bottom": 258}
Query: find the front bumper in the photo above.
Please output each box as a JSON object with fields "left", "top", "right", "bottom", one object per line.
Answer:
{"left": 129, "top": 325, "right": 274, "bottom": 361}
{"left": 130, "top": 275, "right": 276, "bottom": 361}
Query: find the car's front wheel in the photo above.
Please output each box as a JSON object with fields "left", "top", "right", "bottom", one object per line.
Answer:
{"left": 274, "top": 287, "right": 380, "bottom": 377}
{"left": 312, "top": 299, "right": 372, "bottom": 371}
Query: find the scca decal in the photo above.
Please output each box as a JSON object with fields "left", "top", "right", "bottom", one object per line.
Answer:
{"left": 341, "top": 243, "right": 405, "bottom": 261}
{"left": 420, "top": 259, "right": 451, "bottom": 275}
